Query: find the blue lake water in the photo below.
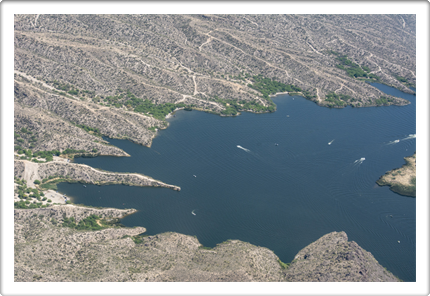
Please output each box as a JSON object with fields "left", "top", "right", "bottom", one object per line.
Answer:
{"left": 59, "top": 83, "right": 416, "bottom": 281}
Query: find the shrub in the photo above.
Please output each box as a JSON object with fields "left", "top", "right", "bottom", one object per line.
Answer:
{"left": 278, "top": 259, "right": 290, "bottom": 269}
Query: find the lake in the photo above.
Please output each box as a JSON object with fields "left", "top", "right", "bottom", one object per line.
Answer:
{"left": 59, "top": 83, "right": 416, "bottom": 281}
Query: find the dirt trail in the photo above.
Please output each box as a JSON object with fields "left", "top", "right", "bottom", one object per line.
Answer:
{"left": 334, "top": 84, "right": 344, "bottom": 94}
{"left": 316, "top": 88, "right": 321, "bottom": 103}
{"left": 199, "top": 37, "right": 213, "bottom": 51}
{"left": 307, "top": 42, "right": 322, "bottom": 55}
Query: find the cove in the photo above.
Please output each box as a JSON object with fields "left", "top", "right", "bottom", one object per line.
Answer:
{"left": 60, "top": 83, "right": 416, "bottom": 281}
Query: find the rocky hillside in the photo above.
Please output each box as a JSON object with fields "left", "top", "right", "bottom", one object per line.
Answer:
{"left": 283, "top": 231, "right": 399, "bottom": 282}
{"left": 14, "top": 14, "right": 415, "bottom": 155}
{"left": 14, "top": 206, "right": 400, "bottom": 282}
{"left": 14, "top": 15, "right": 415, "bottom": 106}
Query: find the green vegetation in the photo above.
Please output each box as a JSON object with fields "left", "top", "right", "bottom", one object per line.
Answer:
{"left": 247, "top": 74, "right": 316, "bottom": 104}
{"left": 213, "top": 96, "right": 275, "bottom": 115}
{"left": 51, "top": 80, "right": 96, "bottom": 98}
{"left": 96, "top": 89, "right": 193, "bottom": 120}
{"left": 16, "top": 148, "right": 61, "bottom": 162}
{"left": 40, "top": 182, "right": 58, "bottom": 190}
{"left": 62, "top": 214, "right": 109, "bottom": 231}
{"left": 16, "top": 146, "right": 94, "bottom": 162}
{"left": 325, "top": 91, "right": 393, "bottom": 107}
{"left": 76, "top": 124, "right": 103, "bottom": 137}
{"left": 131, "top": 235, "right": 144, "bottom": 244}
{"left": 324, "top": 92, "right": 349, "bottom": 108}
{"left": 374, "top": 96, "right": 394, "bottom": 106}
{"left": 395, "top": 75, "right": 416, "bottom": 88}
{"left": 14, "top": 201, "right": 47, "bottom": 209}
{"left": 62, "top": 148, "right": 86, "bottom": 155}
{"left": 40, "top": 176, "right": 71, "bottom": 190}
{"left": 198, "top": 246, "right": 212, "bottom": 250}
{"left": 277, "top": 259, "right": 290, "bottom": 270}
{"left": 14, "top": 177, "right": 48, "bottom": 209}
{"left": 248, "top": 74, "right": 302, "bottom": 99}
{"left": 333, "top": 54, "right": 380, "bottom": 81}
{"left": 133, "top": 99, "right": 187, "bottom": 120}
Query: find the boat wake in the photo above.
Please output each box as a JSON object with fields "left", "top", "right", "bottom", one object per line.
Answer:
{"left": 328, "top": 139, "right": 335, "bottom": 145}
{"left": 387, "top": 139, "right": 400, "bottom": 145}
{"left": 191, "top": 209, "right": 197, "bottom": 216}
{"left": 402, "top": 134, "right": 416, "bottom": 141}
{"left": 387, "top": 134, "right": 415, "bottom": 145}
{"left": 353, "top": 157, "right": 366, "bottom": 165}
{"left": 237, "top": 145, "right": 251, "bottom": 153}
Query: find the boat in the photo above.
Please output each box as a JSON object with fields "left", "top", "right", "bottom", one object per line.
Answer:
{"left": 328, "top": 139, "right": 334, "bottom": 145}
{"left": 83, "top": 185, "right": 86, "bottom": 187}
{"left": 193, "top": 175, "right": 197, "bottom": 178}
{"left": 394, "top": 139, "right": 400, "bottom": 143}
{"left": 191, "top": 210, "right": 196, "bottom": 216}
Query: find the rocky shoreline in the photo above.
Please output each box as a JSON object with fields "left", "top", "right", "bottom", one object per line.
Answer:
{"left": 377, "top": 153, "right": 416, "bottom": 197}
{"left": 14, "top": 159, "right": 181, "bottom": 191}
{"left": 14, "top": 205, "right": 400, "bottom": 282}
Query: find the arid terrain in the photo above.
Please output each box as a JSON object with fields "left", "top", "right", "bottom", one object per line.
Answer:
{"left": 13, "top": 14, "right": 416, "bottom": 282}
{"left": 14, "top": 14, "right": 415, "bottom": 155}
{"left": 14, "top": 205, "right": 400, "bottom": 282}
{"left": 377, "top": 153, "right": 416, "bottom": 197}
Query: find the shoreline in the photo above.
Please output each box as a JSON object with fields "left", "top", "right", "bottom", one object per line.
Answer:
{"left": 165, "top": 107, "right": 184, "bottom": 119}
{"left": 269, "top": 91, "right": 292, "bottom": 97}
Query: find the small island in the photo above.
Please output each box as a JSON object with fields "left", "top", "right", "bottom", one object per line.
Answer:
{"left": 377, "top": 153, "right": 416, "bottom": 197}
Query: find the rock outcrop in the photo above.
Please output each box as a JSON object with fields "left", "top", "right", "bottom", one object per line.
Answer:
{"left": 377, "top": 153, "right": 416, "bottom": 197}
{"left": 14, "top": 206, "right": 400, "bottom": 282}
{"left": 283, "top": 231, "right": 399, "bottom": 282}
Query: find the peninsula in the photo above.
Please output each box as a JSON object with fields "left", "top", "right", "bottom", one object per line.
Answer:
{"left": 377, "top": 153, "right": 416, "bottom": 197}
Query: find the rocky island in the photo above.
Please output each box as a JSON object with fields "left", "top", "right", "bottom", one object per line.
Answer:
{"left": 12, "top": 14, "right": 416, "bottom": 282}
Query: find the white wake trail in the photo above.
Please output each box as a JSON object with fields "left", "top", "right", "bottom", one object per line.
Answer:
{"left": 237, "top": 145, "right": 250, "bottom": 153}
{"left": 402, "top": 134, "right": 416, "bottom": 141}
{"left": 353, "top": 157, "right": 366, "bottom": 165}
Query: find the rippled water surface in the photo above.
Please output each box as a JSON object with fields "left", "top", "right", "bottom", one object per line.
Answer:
{"left": 61, "top": 83, "right": 416, "bottom": 281}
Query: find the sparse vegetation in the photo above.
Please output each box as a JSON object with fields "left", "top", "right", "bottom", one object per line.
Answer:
{"left": 377, "top": 153, "right": 416, "bottom": 197}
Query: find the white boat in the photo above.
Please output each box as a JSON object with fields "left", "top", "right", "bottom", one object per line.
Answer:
{"left": 394, "top": 139, "right": 400, "bottom": 143}
{"left": 193, "top": 175, "right": 197, "bottom": 178}
{"left": 191, "top": 210, "right": 196, "bottom": 216}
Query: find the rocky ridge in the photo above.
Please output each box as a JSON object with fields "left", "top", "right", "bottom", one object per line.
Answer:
{"left": 14, "top": 206, "right": 400, "bottom": 282}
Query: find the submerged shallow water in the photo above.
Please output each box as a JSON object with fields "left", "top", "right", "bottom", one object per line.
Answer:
{"left": 61, "top": 83, "right": 416, "bottom": 281}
